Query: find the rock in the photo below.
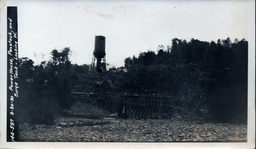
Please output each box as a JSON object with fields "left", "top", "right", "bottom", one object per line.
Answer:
{"left": 60, "top": 122, "right": 66, "bottom": 126}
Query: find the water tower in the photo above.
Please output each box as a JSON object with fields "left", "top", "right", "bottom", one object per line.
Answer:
{"left": 91, "top": 35, "right": 106, "bottom": 72}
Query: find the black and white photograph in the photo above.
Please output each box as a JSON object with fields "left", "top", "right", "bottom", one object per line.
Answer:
{"left": 0, "top": 0, "right": 255, "bottom": 149}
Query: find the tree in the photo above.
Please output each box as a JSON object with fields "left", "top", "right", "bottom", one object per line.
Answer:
{"left": 124, "top": 57, "right": 133, "bottom": 68}
{"left": 19, "top": 57, "right": 34, "bottom": 81}
{"left": 138, "top": 51, "right": 156, "bottom": 66}
{"left": 47, "top": 47, "right": 73, "bottom": 109}
{"left": 170, "top": 38, "right": 179, "bottom": 58}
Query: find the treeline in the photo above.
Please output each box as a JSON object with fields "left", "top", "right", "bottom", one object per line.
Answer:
{"left": 125, "top": 38, "right": 247, "bottom": 68}
{"left": 18, "top": 48, "right": 90, "bottom": 124}
{"left": 123, "top": 38, "right": 248, "bottom": 123}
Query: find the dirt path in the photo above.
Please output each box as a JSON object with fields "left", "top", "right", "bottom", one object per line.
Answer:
{"left": 18, "top": 117, "right": 247, "bottom": 142}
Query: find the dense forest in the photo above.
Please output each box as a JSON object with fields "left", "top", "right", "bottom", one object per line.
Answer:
{"left": 123, "top": 38, "right": 248, "bottom": 123}
{"left": 17, "top": 37, "right": 248, "bottom": 126}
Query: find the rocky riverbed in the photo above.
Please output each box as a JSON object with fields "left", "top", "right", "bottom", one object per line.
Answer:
{"left": 19, "top": 117, "right": 247, "bottom": 142}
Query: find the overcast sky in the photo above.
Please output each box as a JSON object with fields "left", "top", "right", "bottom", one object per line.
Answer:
{"left": 10, "top": 0, "right": 252, "bottom": 67}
